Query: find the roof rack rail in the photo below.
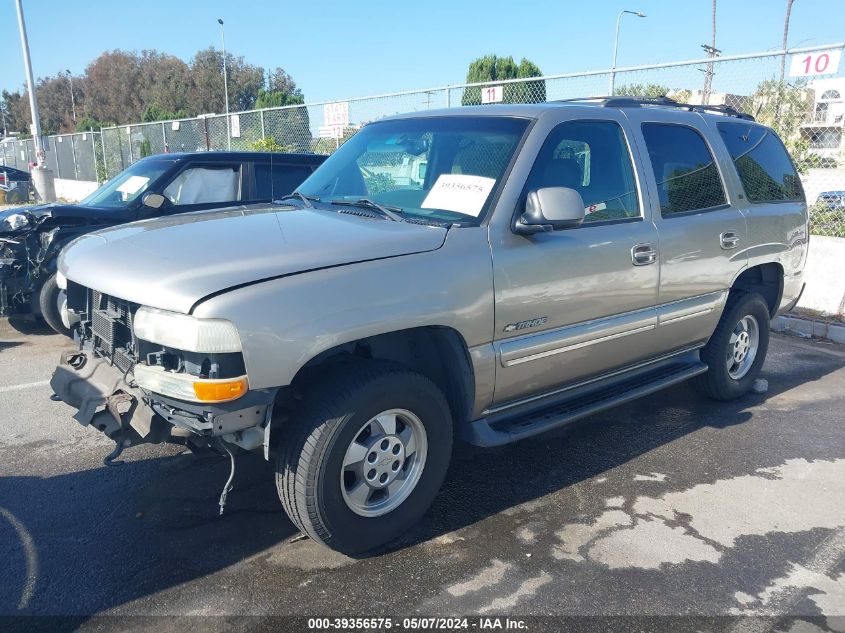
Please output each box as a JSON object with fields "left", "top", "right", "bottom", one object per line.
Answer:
{"left": 556, "top": 96, "right": 755, "bottom": 121}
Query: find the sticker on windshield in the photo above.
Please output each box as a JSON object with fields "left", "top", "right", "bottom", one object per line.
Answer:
{"left": 585, "top": 202, "right": 606, "bottom": 215}
{"left": 116, "top": 175, "right": 150, "bottom": 195}
{"left": 421, "top": 174, "right": 496, "bottom": 217}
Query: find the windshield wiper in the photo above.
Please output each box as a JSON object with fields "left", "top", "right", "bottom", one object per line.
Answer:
{"left": 274, "top": 192, "right": 320, "bottom": 208}
{"left": 331, "top": 198, "right": 405, "bottom": 222}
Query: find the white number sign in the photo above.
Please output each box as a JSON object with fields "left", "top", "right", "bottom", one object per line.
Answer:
{"left": 481, "top": 85, "right": 503, "bottom": 104}
{"left": 789, "top": 49, "right": 841, "bottom": 77}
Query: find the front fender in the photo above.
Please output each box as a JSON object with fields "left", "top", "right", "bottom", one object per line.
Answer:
{"left": 191, "top": 227, "right": 495, "bottom": 390}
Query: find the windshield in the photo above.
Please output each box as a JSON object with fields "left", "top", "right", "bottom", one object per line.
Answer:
{"left": 297, "top": 116, "right": 530, "bottom": 224}
{"left": 81, "top": 159, "right": 172, "bottom": 208}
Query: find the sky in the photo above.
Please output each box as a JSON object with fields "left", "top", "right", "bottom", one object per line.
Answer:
{"left": 0, "top": 0, "right": 843, "bottom": 104}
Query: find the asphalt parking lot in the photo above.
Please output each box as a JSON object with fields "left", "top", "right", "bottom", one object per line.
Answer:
{"left": 1, "top": 319, "right": 843, "bottom": 632}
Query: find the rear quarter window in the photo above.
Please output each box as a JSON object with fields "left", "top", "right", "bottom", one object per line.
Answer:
{"left": 717, "top": 122, "right": 804, "bottom": 203}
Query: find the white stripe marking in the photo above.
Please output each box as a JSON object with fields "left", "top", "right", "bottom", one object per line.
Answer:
{"left": 0, "top": 380, "right": 50, "bottom": 394}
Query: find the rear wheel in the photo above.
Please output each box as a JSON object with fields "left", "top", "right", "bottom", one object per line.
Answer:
{"left": 38, "top": 273, "right": 72, "bottom": 337}
{"left": 276, "top": 362, "right": 453, "bottom": 555}
{"left": 692, "top": 292, "right": 770, "bottom": 401}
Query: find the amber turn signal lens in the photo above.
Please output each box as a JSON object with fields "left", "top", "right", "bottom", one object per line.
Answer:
{"left": 192, "top": 377, "right": 248, "bottom": 403}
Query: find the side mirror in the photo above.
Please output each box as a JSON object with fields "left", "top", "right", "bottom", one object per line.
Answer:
{"left": 141, "top": 192, "right": 166, "bottom": 210}
{"left": 514, "top": 187, "right": 585, "bottom": 235}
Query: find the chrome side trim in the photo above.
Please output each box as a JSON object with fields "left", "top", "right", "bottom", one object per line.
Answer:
{"left": 656, "top": 290, "right": 727, "bottom": 326}
{"left": 499, "top": 307, "right": 657, "bottom": 368}
{"left": 659, "top": 307, "right": 713, "bottom": 325}
{"left": 497, "top": 291, "right": 726, "bottom": 369}
{"left": 503, "top": 323, "right": 655, "bottom": 367}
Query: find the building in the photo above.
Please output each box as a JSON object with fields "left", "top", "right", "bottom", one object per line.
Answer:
{"left": 687, "top": 90, "right": 749, "bottom": 112}
{"left": 801, "top": 77, "right": 845, "bottom": 165}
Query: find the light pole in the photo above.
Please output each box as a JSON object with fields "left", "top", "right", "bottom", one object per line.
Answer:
{"left": 65, "top": 69, "right": 77, "bottom": 123}
{"left": 609, "top": 10, "right": 646, "bottom": 95}
{"left": 218, "top": 18, "right": 231, "bottom": 150}
{"left": 14, "top": 0, "right": 55, "bottom": 200}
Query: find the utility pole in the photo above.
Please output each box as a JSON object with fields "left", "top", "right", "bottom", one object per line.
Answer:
{"left": 700, "top": 0, "right": 719, "bottom": 105}
{"left": 65, "top": 69, "right": 76, "bottom": 123}
{"left": 779, "top": 0, "right": 796, "bottom": 82}
{"left": 218, "top": 18, "right": 231, "bottom": 150}
{"left": 15, "top": 0, "right": 55, "bottom": 201}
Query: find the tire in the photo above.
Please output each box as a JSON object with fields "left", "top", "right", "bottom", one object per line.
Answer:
{"left": 38, "top": 273, "right": 72, "bottom": 337}
{"left": 692, "top": 291, "right": 770, "bottom": 401}
{"left": 276, "top": 361, "right": 453, "bottom": 555}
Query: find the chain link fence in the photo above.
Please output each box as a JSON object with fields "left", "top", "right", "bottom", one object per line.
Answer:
{"left": 0, "top": 131, "right": 104, "bottom": 183}
{"left": 2, "top": 44, "right": 843, "bottom": 235}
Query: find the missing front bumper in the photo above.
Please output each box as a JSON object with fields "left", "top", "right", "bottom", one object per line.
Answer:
{"left": 50, "top": 350, "right": 156, "bottom": 440}
{"left": 50, "top": 350, "right": 277, "bottom": 453}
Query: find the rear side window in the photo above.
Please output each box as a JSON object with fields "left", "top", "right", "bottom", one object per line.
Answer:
{"left": 717, "top": 122, "right": 804, "bottom": 203}
{"left": 641, "top": 123, "right": 727, "bottom": 215}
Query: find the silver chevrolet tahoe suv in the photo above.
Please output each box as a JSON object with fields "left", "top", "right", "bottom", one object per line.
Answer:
{"left": 51, "top": 97, "right": 808, "bottom": 555}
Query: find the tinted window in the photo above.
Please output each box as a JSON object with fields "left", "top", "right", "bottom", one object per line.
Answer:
{"left": 525, "top": 120, "right": 639, "bottom": 223}
{"left": 641, "top": 123, "right": 727, "bottom": 215}
{"left": 717, "top": 122, "right": 804, "bottom": 202}
{"left": 254, "top": 162, "right": 272, "bottom": 199}
{"left": 272, "top": 164, "right": 315, "bottom": 197}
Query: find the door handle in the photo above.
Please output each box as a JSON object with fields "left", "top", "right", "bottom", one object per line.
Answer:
{"left": 631, "top": 243, "right": 657, "bottom": 266}
{"left": 720, "top": 231, "right": 740, "bottom": 249}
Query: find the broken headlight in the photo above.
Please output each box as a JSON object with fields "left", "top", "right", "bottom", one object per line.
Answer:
{"left": 1, "top": 213, "right": 30, "bottom": 232}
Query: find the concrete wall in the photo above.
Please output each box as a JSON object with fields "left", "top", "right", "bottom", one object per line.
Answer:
{"left": 797, "top": 235, "right": 845, "bottom": 316}
{"left": 54, "top": 178, "right": 99, "bottom": 202}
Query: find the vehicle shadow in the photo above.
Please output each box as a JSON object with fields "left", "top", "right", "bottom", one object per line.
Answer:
{"left": 0, "top": 336, "right": 842, "bottom": 619}
{"left": 0, "top": 447, "right": 293, "bottom": 619}
{"left": 3, "top": 317, "right": 57, "bottom": 338}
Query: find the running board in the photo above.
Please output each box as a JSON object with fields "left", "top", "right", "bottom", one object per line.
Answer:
{"left": 462, "top": 360, "right": 708, "bottom": 447}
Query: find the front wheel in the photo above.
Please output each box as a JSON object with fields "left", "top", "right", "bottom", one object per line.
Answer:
{"left": 692, "top": 292, "right": 770, "bottom": 401}
{"left": 276, "top": 362, "right": 453, "bottom": 555}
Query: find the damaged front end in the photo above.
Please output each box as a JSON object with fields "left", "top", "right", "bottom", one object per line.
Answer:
{"left": 0, "top": 209, "right": 59, "bottom": 317}
{"left": 49, "top": 283, "right": 277, "bottom": 509}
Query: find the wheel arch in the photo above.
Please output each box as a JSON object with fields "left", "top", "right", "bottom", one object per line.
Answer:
{"left": 268, "top": 325, "right": 475, "bottom": 452}
{"left": 730, "top": 262, "right": 784, "bottom": 318}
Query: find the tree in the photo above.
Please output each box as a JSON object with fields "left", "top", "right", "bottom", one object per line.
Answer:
{"left": 267, "top": 67, "right": 303, "bottom": 100}
{"left": 141, "top": 104, "right": 189, "bottom": 122}
{"left": 613, "top": 83, "right": 670, "bottom": 97}
{"left": 2, "top": 47, "right": 306, "bottom": 138}
{"left": 2, "top": 89, "right": 30, "bottom": 135}
{"left": 254, "top": 89, "right": 305, "bottom": 109}
{"left": 189, "top": 48, "right": 264, "bottom": 114}
{"left": 137, "top": 51, "right": 193, "bottom": 116}
{"left": 462, "top": 55, "right": 546, "bottom": 105}
{"left": 83, "top": 50, "right": 144, "bottom": 124}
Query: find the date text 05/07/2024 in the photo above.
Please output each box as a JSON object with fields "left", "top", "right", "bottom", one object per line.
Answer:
{"left": 307, "top": 617, "right": 528, "bottom": 630}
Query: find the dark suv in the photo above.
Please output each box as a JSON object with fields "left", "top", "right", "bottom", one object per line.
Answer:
{"left": 0, "top": 151, "right": 325, "bottom": 334}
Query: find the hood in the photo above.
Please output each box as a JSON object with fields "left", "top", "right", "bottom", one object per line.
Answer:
{"left": 60, "top": 205, "right": 448, "bottom": 314}
{"left": 0, "top": 202, "right": 128, "bottom": 228}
